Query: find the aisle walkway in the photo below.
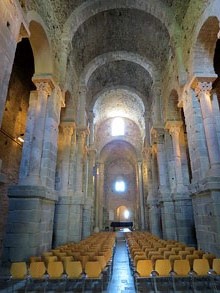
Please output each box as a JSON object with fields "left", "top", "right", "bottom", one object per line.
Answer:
{"left": 107, "top": 231, "right": 135, "bottom": 293}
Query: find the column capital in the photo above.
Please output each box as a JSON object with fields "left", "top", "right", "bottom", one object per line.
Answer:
{"left": 32, "top": 75, "right": 55, "bottom": 96}
{"left": 60, "top": 122, "right": 76, "bottom": 136}
{"left": 165, "top": 121, "right": 182, "bottom": 137}
{"left": 77, "top": 126, "right": 90, "bottom": 138}
{"left": 151, "top": 126, "right": 165, "bottom": 144}
{"left": 190, "top": 76, "right": 216, "bottom": 97}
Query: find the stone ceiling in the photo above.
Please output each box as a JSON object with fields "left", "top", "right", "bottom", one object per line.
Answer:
{"left": 25, "top": 0, "right": 193, "bottom": 165}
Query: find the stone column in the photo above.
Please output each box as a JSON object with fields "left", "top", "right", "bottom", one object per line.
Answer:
{"left": 77, "top": 86, "right": 87, "bottom": 126}
{"left": 166, "top": 121, "right": 186, "bottom": 193}
{"left": 60, "top": 123, "right": 75, "bottom": 192}
{"left": 53, "top": 122, "right": 74, "bottom": 246}
{"left": 212, "top": 91, "right": 220, "bottom": 148}
{"left": 19, "top": 91, "right": 38, "bottom": 182}
{"left": 40, "top": 86, "right": 65, "bottom": 188}
{"left": 19, "top": 78, "right": 53, "bottom": 186}
{"left": 146, "top": 146, "right": 162, "bottom": 238}
{"left": 137, "top": 161, "right": 145, "bottom": 230}
{"left": 98, "top": 163, "right": 104, "bottom": 231}
{"left": 152, "top": 127, "right": 175, "bottom": 240}
{"left": 165, "top": 121, "right": 196, "bottom": 244}
{"left": 194, "top": 81, "right": 220, "bottom": 176}
{"left": 180, "top": 90, "right": 209, "bottom": 183}
{"left": 75, "top": 127, "right": 88, "bottom": 195}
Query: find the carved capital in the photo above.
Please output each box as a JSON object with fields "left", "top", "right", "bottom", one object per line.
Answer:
{"left": 194, "top": 81, "right": 212, "bottom": 98}
{"left": 151, "top": 127, "right": 164, "bottom": 144}
{"left": 61, "top": 122, "right": 75, "bottom": 136}
{"left": 169, "top": 126, "right": 181, "bottom": 138}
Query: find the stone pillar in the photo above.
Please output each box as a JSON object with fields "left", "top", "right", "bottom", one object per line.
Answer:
{"left": 60, "top": 123, "right": 75, "bottom": 192}
{"left": 152, "top": 127, "right": 176, "bottom": 240}
{"left": 40, "top": 86, "right": 65, "bottom": 188}
{"left": 19, "top": 78, "right": 53, "bottom": 186}
{"left": 180, "top": 90, "right": 209, "bottom": 183}
{"left": 146, "top": 146, "right": 162, "bottom": 238}
{"left": 77, "top": 86, "right": 87, "bottom": 126}
{"left": 75, "top": 127, "right": 88, "bottom": 195}
{"left": 98, "top": 163, "right": 104, "bottom": 231}
{"left": 212, "top": 91, "right": 220, "bottom": 148}
{"left": 137, "top": 161, "right": 145, "bottom": 230}
{"left": 194, "top": 81, "right": 220, "bottom": 176}
{"left": 166, "top": 122, "right": 185, "bottom": 193}
{"left": 165, "top": 121, "right": 196, "bottom": 244}
{"left": 53, "top": 123, "right": 74, "bottom": 246}
{"left": 3, "top": 78, "right": 63, "bottom": 261}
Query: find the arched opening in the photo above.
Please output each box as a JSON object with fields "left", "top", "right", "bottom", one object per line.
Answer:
{"left": 116, "top": 205, "right": 131, "bottom": 221}
{"left": 193, "top": 16, "right": 219, "bottom": 76}
{"left": 0, "top": 38, "right": 34, "bottom": 256}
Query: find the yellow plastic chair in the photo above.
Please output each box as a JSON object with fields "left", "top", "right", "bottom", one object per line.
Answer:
{"left": 136, "top": 259, "right": 153, "bottom": 277}
{"left": 213, "top": 258, "right": 220, "bottom": 275}
{"left": 65, "top": 261, "right": 85, "bottom": 292}
{"left": 84, "top": 261, "right": 103, "bottom": 291}
{"left": 26, "top": 261, "right": 47, "bottom": 292}
{"left": 47, "top": 261, "right": 64, "bottom": 279}
{"left": 10, "top": 262, "right": 28, "bottom": 292}
{"left": 135, "top": 259, "right": 154, "bottom": 292}
{"left": 193, "top": 259, "right": 210, "bottom": 276}
{"left": 47, "top": 261, "right": 66, "bottom": 291}
{"left": 172, "top": 259, "right": 191, "bottom": 291}
{"left": 153, "top": 259, "right": 173, "bottom": 292}
{"left": 155, "top": 259, "right": 172, "bottom": 276}
{"left": 10, "top": 262, "right": 27, "bottom": 279}
{"left": 173, "top": 259, "right": 191, "bottom": 276}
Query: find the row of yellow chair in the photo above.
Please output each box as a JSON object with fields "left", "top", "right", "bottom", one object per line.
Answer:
{"left": 6, "top": 232, "right": 116, "bottom": 292}
{"left": 126, "top": 231, "right": 219, "bottom": 292}
{"left": 126, "top": 231, "right": 216, "bottom": 270}
{"left": 134, "top": 258, "right": 220, "bottom": 292}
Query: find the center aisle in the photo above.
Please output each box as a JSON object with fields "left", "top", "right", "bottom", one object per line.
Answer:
{"left": 107, "top": 231, "right": 135, "bottom": 293}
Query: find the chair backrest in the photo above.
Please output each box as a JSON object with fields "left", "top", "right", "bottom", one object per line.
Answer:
{"left": 202, "top": 253, "right": 216, "bottom": 267}
{"left": 185, "top": 247, "right": 195, "bottom": 254}
{"left": 186, "top": 254, "right": 200, "bottom": 270}
{"left": 173, "top": 259, "right": 190, "bottom": 276}
{"left": 29, "top": 262, "right": 46, "bottom": 279}
{"left": 193, "top": 259, "right": 210, "bottom": 275}
{"left": 85, "top": 261, "right": 102, "bottom": 278}
{"left": 29, "top": 256, "right": 42, "bottom": 263}
{"left": 213, "top": 258, "right": 220, "bottom": 275}
{"left": 44, "top": 255, "right": 58, "bottom": 264}
{"left": 164, "top": 251, "right": 175, "bottom": 259}
{"left": 178, "top": 251, "right": 190, "bottom": 259}
{"left": 136, "top": 260, "right": 153, "bottom": 277}
{"left": 155, "top": 259, "right": 171, "bottom": 276}
{"left": 10, "top": 262, "right": 27, "bottom": 279}
{"left": 47, "top": 261, "right": 64, "bottom": 279}
{"left": 169, "top": 255, "right": 181, "bottom": 269}
{"left": 95, "top": 255, "right": 106, "bottom": 270}
{"left": 65, "top": 261, "right": 83, "bottom": 278}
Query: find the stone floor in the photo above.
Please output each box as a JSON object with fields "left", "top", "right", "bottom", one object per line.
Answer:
{"left": 107, "top": 230, "right": 135, "bottom": 293}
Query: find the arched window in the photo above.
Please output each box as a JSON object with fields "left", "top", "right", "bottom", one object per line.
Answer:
{"left": 115, "top": 180, "right": 125, "bottom": 192}
{"left": 111, "top": 117, "right": 124, "bottom": 136}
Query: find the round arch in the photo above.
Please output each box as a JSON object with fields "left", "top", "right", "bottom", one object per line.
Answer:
{"left": 26, "top": 11, "right": 53, "bottom": 75}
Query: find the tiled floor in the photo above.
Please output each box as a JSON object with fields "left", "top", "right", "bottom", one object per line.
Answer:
{"left": 107, "top": 231, "right": 135, "bottom": 293}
